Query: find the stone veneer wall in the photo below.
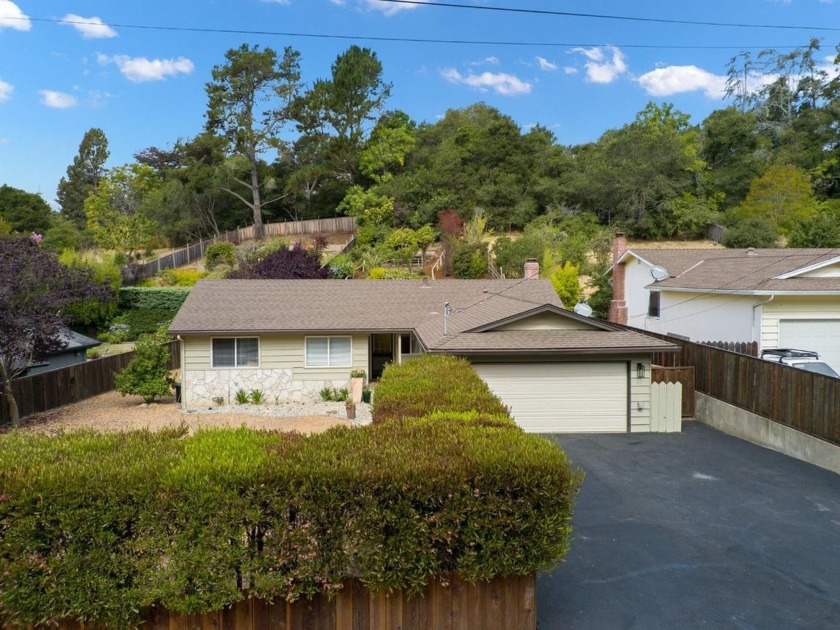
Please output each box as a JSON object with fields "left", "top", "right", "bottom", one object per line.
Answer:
{"left": 184, "top": 369, "right": 348, "bottom": 407}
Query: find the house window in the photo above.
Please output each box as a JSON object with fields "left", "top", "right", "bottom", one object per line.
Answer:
{"left": 305, "top": 336, "right": 352, "bottom": 368}
{"left": 648, "top": 291, "right": 661, "bottom": 318}
{"left": 212, "top": 337, "right": 259, "bottom": 368}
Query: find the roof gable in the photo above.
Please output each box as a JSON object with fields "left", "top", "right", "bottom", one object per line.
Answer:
{"left": 776, "top": 256, "right": 840, "bottom": 279}
{"left": 467, "top": 304, "right": 613, "bottom": 333}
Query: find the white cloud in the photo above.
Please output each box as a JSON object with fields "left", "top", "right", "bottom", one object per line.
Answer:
{"left": 536, "top": 57, "right": 558, "bottom": 72}
{"left": 60, "top": 14, "right": 117, "bottom": 39}
{"left": 97, "top": 54, "right": 194, "bottom": 82}
{"left": 570, "top": 46, "right": 627, "bottom": 84}
{"left": 470, "top": 56, "right": 500, "bottom": 66}
{"left": 441, "top": 68, "right": 532, "bottom": 96}
{"left": 637, "top": 65, "right": 728, "bottom": 99}
{"left": 39, "top": 90, "right": 78, "bottom": 109}
{"left": 331, "top": 0, "right": 433, "bottom": 15}
{"left": 563, "top": 67, "right": 578, "bottom": 75}
{"left": 0, "top": 78, "right": 12, "bottom": 102}
{"left": 0, "top": 1, "right": 29, "bottom": 31}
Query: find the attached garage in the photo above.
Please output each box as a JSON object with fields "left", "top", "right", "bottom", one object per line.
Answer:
{"left": 473, "top": 362, "right": 629, "bottom": 433}
{"left": 778, "top": 319, "right": 840, "bottom": 374}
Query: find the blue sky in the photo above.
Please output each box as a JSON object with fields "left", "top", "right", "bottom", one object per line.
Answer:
{"left": 0, "top": 0, "right": 838, "bottom": 207}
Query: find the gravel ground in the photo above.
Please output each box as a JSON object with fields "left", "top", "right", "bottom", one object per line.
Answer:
{"left": 18, "top": 390, "right": 372, "bottom": 435}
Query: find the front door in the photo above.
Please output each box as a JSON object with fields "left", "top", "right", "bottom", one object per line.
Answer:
{"left": 370, "top": 334, "right": 395, "bottom": 380}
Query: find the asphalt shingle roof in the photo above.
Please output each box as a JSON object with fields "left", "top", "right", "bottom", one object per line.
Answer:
{"left": 628, "top": 248, "right": 840, "bottom": 293}
{"left": 169, "top": 279, "right": 676, "bottom": 355}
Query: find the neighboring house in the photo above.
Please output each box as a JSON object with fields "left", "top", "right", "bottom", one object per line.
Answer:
{"left": 610, "top": 234, "right": 840, "bottom": 372}
{"left": 25, "top": 330, "right": 101, "bottom": 377}
{"left": 168, "top": 271, "right": 676, "bottom": 433}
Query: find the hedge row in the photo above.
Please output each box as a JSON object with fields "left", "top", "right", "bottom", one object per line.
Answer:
{"left": 372, "top": 355, "right": 511, "bottom": 423}
{"left": 118, "top": 286, "right": 191, "bottom": 311}
{"left": 0, "top": 423, "right": 583, "bottom": 628}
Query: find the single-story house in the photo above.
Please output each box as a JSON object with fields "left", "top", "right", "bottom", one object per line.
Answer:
{"left": 25, "top": 330, "right": 101, "bottom": 377}
{"left": 168, "top": 272, "right": 677, "bottom": 433}
{"left": 610, "top": 235, "right": 840, "bottom": 371}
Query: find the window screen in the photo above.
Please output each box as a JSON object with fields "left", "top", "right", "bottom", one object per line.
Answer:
{"left": 648, "top": 292, "right": 661, "bottom": 318}
{"left": 212, "top": 338, "right": 259, "bottom": 368}
{"left": 306, "top": 336, "right": 352, "bottom": 367}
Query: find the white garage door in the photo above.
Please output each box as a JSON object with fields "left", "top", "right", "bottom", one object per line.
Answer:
{"left": 473, "top": 362, "right": 628, "bottom": 433}
{"left": 779, "top": 319, "right": 840, "bottom": 374}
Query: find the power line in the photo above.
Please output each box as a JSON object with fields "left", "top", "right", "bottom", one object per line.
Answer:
{"left": 376, "top": 0, "right": 840, "bottom": 33}
{"left": 0, "top": 16, "right": 815, "bottom": 51}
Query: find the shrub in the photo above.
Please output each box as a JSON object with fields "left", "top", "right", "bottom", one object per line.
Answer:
{"left": 114, "top": 333, "right": 175, "bottom": 403}
{"left": 204, "top": 241, "right": 237, "bottom": 270}
{"left": 723, "top": 218, "right": 779, "bottom": 249}
{"left": 106, "top": 308, "right": 176, "bottom": 341}
{"left": 249, "top": 389, "right": 265, "bottom": 404}
{"left": 372, "top": 355, "right": 509, "bottom": 423}
{"left": 368, "top": 267, "right": 386, "bottom": 279}
{"left": 235, "top": 389, "right": 250, "bottom": 404}
{"left": 0, "top": 423, "right": 582, "bottom": 626}
{"left": 231, "top": 242, "right": 327, "bottom": 280}
{"left": 328, "top": 253, "right": 356, "bottom": 279}
{"left": 118, "top": 287, "right": 191, "bottom": 311}
{"left": 158, "top": 269, "right": 208, "bottom": 287}
{"left": 549, "top": 261, "right": 582, "bottom": 308}
{"left": 451, "top": 241, "right": 489, "bottom": 279}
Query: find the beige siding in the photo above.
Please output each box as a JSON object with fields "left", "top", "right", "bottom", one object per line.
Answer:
{"left": 496, "top": 311, "right": 592, "bottom": 331}
{"left": 182, "top": 333, "right": 370, "bottom": 376}
{"left": 761, "top": 296, "right": 840, "bottom": 349}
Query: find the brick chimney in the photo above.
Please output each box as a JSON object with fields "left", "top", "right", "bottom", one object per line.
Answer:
{"left": 524, "top": 258, "right": 540, "bottom": 280}
{"left": 608, "top": 233, "right": 628, "bottom": 325}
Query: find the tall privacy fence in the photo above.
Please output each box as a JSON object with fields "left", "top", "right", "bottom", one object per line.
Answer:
{"left": 133, "top": 216, "right": 357, "bottom": 280}
{"left": 0, "top": 341, "right": 181, "bottom": 425}
{"left": 646, "top": 331, "right": 840, "bottom": 447}
{"left": 707, "top": 222, "right": 727, "bottom": 243}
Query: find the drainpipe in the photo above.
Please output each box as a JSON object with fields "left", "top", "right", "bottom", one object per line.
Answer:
{"left": 751, "top": 295, "right": 774, "bottom": 348}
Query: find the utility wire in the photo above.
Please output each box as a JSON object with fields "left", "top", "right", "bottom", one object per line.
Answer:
{"left": 376, "top": 0, "right": 840, "bottom": 33}
{"left": 1, "top": 16, "right": 816, "bottom": 50}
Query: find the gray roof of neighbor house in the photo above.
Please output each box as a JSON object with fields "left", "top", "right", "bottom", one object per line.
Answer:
{"left": 169, "top": 279, "right": 676, "bottom": 355}
{"left": 55, "top": 330, "right": 101, "bottom": 353}
{"left": 622, "top": 248, "right": 840, "bottom": 294}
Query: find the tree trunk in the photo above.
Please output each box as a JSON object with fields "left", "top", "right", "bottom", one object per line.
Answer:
{"left": 250, "top": 157, "right": 264, "bottom": 240}
{"left": 0, "top": 361, "right": 20, "bottom": 428}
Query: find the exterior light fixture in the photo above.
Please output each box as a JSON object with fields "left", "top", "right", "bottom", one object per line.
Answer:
{"left": 637, "top": 362, "right": 646, "bottom": 379}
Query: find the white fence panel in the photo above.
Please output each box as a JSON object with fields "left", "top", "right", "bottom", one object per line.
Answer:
{"left": 651, "top": 382, "right": 682, "bottom": 433}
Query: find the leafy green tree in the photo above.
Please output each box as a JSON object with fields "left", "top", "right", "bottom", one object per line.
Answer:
{"left": 337, "top": 186, "right": 394, "bottom": 247}
{"left": 549, "top": 261, "right": 582, "bottom": 308}
{"left": 722, "top": 218, "right": 779, "bottom": 248}
{"left": 205, "top": 44, "right": 302, "bottom": 240}
{"left": 788, "top": 202, "right": 840, "bottom": 247}
{"left": 295, "top": 46, "right": 392, "bottom": 184}
{"left": 57, "top": 127, "right": 109, "bottom": 229}
{"left": 701, "top": 108, "right": 767, "bottom": 207}
{"left": 115, "top": 332, "right": 175, "bottom": 404}
{"left": 492, "top": 233, "right": 544, "bottom": 278}
{"left": 735, "top": 164, "right": 817, "bottom": 233}
{"left": 566, "top": 102, "right": 707, "bottom": 238}
{"left": 0, "top": 235, "right": 111, "bottom": 426}
{"left": 84, "top": 164, "right": 160, "bottom": 258}
{"left": 0, "top": 185, "right": 54, "bottom": 234}
{"left": 58, "top": 249, "right": 122, "bottom": 327}
{"left": 385, "top": 227, "right": 419, "bottom": 265}
{"left": 359, "top": 110, "right": 416, "bottom": 183}
{"left": 414, "top": 224, "right": 438, "bottom": 261}
{"left": 587, "top": 272, "right": 613, "bottom": 320}
{"left": 452, "top": 241, "right": 488, "bottom": 279}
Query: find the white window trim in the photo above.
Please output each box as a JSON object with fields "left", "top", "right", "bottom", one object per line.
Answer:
{"left": 304, "top": 335, "right": 353, "bottom": 368}
{"left": 211, "top": 336, "right": 260, "bottom": 369}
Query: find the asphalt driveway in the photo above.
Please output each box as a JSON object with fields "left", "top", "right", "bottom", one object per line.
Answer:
{"left": 538, "top": 422, "right": 840, "bottom": 629}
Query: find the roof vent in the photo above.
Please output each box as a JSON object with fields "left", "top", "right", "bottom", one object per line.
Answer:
{"left": 746, "top": 247, "right": 756, "bottom": 256}
{"left": 482, "top": 288, "right": 489, "bottom": 301}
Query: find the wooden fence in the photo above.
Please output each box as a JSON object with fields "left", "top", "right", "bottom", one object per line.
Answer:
{"left": 133, "top": 217, "right": 357, "bottom": 280}
{"left": 651, "top": 365, "right": 696, "bottom": 418}
{"left": 1, "top": 341, "right": 181, "bottom": 425}
{"left": 649, "top": 334, "right": 840, "bottom": 446}
{"left": 707, "top": 223, "right": 727, "bottom": 243}
{"left": 700, "top": 340, "right": 758, "bottom": 357}
{"left": 34, "top": 574, "right": 535, "bottom": 630}
{"left": 650, "top": 381, "right": 682, "bottom": 432}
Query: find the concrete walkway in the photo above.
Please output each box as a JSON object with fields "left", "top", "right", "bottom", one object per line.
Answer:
{"left": 538, "top": 422, "right": 840, "bottom": 629}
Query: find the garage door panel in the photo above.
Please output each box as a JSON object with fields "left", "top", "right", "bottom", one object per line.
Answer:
{"left": 473, "top": 362, "right": 628, "bottom": 433}
{"left": 779, "top": 319, "right": 840, "bottom": 374}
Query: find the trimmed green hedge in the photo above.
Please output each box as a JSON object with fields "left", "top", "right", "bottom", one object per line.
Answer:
{"left": 372, "top": 355, "right": 511, "bottom": 423}
{"left": 0, "top": 423, "right": 583, "bottom": 628}
{"left": 118, "top": 286, "right": 191, "bottom": 311}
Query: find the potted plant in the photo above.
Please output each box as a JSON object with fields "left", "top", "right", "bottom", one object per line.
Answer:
{"left": 349, "top": 368, "right": 366, "bottom": 404}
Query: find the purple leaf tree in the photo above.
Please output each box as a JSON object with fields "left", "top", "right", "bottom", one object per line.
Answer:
{"left": 0, "top": 235, "right": 112, "bottom": 427}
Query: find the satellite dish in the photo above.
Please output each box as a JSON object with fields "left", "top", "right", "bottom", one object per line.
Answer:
{"left": 650, "top": 265, "right": 670, "bottom": 282}
{"left": 573, "top": 303, "right": 593, "bottom": 317}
